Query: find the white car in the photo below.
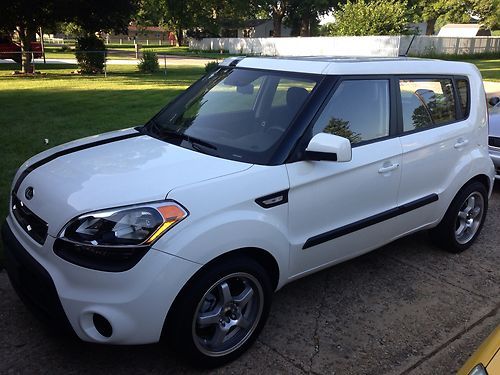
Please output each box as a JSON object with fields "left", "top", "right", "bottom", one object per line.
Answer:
{"left": 2, "top": 57, "right": 495, "bottom": 367}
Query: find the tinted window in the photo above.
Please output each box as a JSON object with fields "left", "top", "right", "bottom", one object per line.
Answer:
{"left": 456, "top": 79, "right": 470, "bottom": 118}
{"left": 399, "top": 79, "right": 456, "bottom": 131}
{"left": 312, "top": 80, "right": 390, "bottom": 144}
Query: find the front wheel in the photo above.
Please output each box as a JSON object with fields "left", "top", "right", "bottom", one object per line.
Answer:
{"left": 430, "top": 182, "right": 488, "bottom": 253}
{"left": 166, "top": 256, "right": 273, "bottom": 367}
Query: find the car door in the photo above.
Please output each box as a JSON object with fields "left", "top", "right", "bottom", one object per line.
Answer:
{"left": 395, "top": 77, "right": 472, "bottom": 233}
{"left": 286, "top": 78, "right": 403, "bottom": 278}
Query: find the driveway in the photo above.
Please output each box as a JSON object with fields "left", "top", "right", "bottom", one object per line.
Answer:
{"left": 0, "top": 185, "right": 499, "bottom": 374}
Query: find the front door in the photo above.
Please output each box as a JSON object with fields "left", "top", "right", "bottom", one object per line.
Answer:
{"left": 286, "top": 78, "right": 403, "bottom": 278}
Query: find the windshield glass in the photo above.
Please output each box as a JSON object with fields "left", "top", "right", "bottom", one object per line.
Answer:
{"left": 145, "top": 67, "right": 319, "bottom": 164}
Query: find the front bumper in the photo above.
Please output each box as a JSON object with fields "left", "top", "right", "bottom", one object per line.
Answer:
{"left": 2, "top": 216, "right": 201, "bottom": 345}
{"left": 489, "top": 146, "right": 500, "bottom": 180}
{"left": 2, "top": 220, "right": 74, "bottom": 334}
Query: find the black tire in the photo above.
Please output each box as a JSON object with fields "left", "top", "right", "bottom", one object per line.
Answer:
{"left": 430, "top": 181, "right": 488, "bottom": 253}
{"left": 165, "top": 255, "right": 273, "bottom": 368}
{"left": 12, "top": 56, "right": 22, "bottom": 64}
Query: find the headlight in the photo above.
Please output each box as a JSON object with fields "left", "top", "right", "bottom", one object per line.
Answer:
{"left": 54, "top": 201, "right": 188, "bottom": 272}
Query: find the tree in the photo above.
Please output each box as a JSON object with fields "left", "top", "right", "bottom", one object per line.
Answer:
{"left": 0, "top": 0, "right": 137, "bottom": 73}
{"left": 286, "top": 0, "right": 337, "bottom": 36}
{"left": 324, "top": 0, "right": 413, "bottom": 36}
{"left": 413, "top": 0, "right": 499, "bottom": 35}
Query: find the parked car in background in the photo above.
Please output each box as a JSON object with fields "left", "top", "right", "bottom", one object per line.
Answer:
{"left": 488, "top": 96, "right": 500, "bottom": 179}
{"left": 458, "top": 325, "right": 500, "bottom": 375}
{"left": 2, "top": 56, "right": 495, "bottom": 367}
{"left": 0, "top": 35, "right": 42, "bottom": 63}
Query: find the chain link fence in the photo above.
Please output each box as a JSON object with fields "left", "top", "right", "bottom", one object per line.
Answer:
{"left": 0, "top": 49, "right": 184, "bottom": 77}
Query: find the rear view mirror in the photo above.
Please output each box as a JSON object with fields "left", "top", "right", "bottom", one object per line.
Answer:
{"left": 305, "top": 133, "right": 352, "bottom": 162}
{"left": 237, "top": 84, "right": 254, "bottom": 95}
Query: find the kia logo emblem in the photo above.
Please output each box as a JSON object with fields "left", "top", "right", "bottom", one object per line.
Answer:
{"left": 25, "top": 187, "right": 34, "bottom": 200}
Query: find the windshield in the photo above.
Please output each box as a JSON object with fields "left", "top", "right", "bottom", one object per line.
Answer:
{"left": 144, "top": 67, "right": 319, "bottom": 164}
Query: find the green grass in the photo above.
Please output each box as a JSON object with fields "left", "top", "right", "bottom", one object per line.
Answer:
{"left": 0, "top": 63, "right": 204, "bottom": 264}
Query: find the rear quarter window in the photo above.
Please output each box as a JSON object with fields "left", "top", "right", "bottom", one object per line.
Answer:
{"left": 456, "top": 78, "right": 470, "bottom": 119}
{"left": 399, "top": 78, "right": 457, "bottom": 132}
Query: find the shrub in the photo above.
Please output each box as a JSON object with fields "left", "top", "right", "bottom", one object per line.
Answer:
{"left": 205, "top": 61, "right": 219, "bottom": 73}
{"left": 75, "top": 35, "right": 106, "bottom": 74}
{"left": 138, "top": 50, "right": 159, "bottom": 73}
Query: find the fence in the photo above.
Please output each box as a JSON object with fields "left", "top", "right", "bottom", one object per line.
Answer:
{"left": 189, "top": 35, "right": 500, "bottom": 57}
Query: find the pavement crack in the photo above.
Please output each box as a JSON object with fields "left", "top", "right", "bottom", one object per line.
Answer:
{"left": 397, "top": 303, "right": 500, "bottom": 375}
{"left": 308, "top": 272, "right": 330, "bottom": 374}
{"left": 386, "top": 255, "right": 490, "bottom": 300}
{"left": 257, "top": 339, "right": 312, "bottom": 374}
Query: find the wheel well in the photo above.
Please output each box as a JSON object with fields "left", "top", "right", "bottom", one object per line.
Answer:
{"left": 467, "top": 174, "right": 490, "bottom": 193}
{"left": 161, "top": 247, "right": 280, "bottom": 341}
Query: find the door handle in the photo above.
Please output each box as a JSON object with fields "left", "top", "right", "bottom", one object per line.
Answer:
{"left": 378, "top": 163, "right": 400, "bottom": 174}
{"left": 454, "top": 138, "right": 469, "bottom": 149}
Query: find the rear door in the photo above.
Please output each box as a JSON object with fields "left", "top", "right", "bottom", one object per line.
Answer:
{"left": 395, "top": 77, "right": 472, "bottom": 232}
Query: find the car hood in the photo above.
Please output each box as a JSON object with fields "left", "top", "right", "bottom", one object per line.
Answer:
{"left": 13, "top": 130, "right": 252, "bottom": 236}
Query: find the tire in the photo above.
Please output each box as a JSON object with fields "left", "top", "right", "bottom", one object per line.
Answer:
{"left": 166, "top": 256, "right": 273, "bottom": 368}
{"left": 12, "top": 56, "right": 22, "bottom": 64}
{"left": 430, "top": 181, "right": 488, "bottom": 253}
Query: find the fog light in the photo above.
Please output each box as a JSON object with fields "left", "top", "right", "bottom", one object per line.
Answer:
{"left": 93, "top": 313, "right": 113, "bottom": 338}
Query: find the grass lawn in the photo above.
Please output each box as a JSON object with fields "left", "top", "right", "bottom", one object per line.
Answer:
{"left": 0, "top": 57, "right": 498, "bottom": 264}
{"left": 0, "top": 63, "right": 204, "bottom": 264}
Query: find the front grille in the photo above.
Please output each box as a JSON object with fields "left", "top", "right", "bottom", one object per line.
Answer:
{"left": 489, "top": 136, "right": 500, "bottom": 148}
{"left": 11, "top": 194, "right": 48, "bottom": 245}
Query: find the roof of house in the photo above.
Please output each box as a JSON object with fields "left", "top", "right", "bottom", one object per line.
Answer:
{"left": 437, "top": 24, "right": 490, "bottom": 37}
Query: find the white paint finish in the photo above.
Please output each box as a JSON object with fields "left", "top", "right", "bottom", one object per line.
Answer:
{"left": 286, "top": 138, "right": 402, "bottom": 276}
{"left": 306, "top": 133, "right": 352, "bottom": 162}
{"left": 6, "top": 215, "right": 201, "bottom": 344}
{"left": 16, "top": 135, "right": 251, "bottom": 236}
{"left": 154, "top": 164, "right": 291, "bottom": 289}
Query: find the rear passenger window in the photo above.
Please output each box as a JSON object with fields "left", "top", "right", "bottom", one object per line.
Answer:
{"left": 399, "top": 79, "right": 456, "bottom": 132}
{"left": 312, "top": 80, "right": 390, "bottom": 144}
{"left": 456, "top": 79, "right": 470, "bottom": 118}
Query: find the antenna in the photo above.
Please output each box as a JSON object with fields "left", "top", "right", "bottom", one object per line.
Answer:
{"left": 400, "top": 35, "right": 416, "bottom": 57}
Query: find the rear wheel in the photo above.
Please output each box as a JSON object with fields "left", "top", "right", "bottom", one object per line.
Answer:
{"left": 430, "top": 182, "right": 488, "bottom": 253}
{"left": 167, "top": 256, "right": 273, "bottom": 368}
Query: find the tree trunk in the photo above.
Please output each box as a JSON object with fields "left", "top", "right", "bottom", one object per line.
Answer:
{"left": 425, "top": 18, "right": 436, "bottom": 35}
{"left": 273, "top": 15, "right": 283, "bottom": 37}
{"left": 300, "top": 16, "right": 311, "bottom": 37}
{"left": 175, "top": 27, "right": 183, "bottom": 46}
{"left": 17, "top": 25, "right": 37, "bottom": 74}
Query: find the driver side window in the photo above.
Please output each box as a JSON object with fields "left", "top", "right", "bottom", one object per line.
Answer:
{"left": 312, "top": 80, "right": 390, "bottom": 144}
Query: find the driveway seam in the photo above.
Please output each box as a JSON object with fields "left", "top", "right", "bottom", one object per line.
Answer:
{"left": 257, "top": 339, "right": 313, "bottom": 375}
{"left": 308, "top": 272, "right": 330, "bottom": 374}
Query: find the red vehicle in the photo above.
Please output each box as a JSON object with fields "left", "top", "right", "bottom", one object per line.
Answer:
{"left": 0, "top": 35, "right": 42, "bottom": 63}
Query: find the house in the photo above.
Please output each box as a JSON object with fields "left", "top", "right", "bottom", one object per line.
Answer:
{"left": 237, "top": 19, "right": 292, "bottom": 38}
{"left": 437, "top": 24, "right": 491, "bottom": 37}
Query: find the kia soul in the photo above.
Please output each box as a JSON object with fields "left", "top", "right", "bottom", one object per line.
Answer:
{"left": 2, "top": 57, "right": 495, "bottom": 367}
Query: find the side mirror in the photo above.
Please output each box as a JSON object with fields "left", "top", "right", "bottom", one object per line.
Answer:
{"left": 305, "top": 133, "right": 352, "bottom": 162}
{"left": 488, "top": 96, "right": 500, "bottom": 107}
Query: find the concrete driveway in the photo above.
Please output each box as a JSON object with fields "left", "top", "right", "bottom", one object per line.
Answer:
{"left": 0, "top": 185, "right": 499, "bottom": 374}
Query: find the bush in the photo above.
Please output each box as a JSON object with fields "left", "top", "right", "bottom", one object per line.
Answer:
{"left": 138, "top": 50, "right": 159, "bottom": 73}
{"left": 205, "top": 61, "right": 219, "bottom": 73}
{"left": 75, "top": 35, "right": 106, "bottom": 74}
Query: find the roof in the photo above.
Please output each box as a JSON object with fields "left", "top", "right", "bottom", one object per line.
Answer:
{"left": 128, "top": 25, "right": 169, "bottom": 33}
{"left": 437, "top": 23, "right": 490, "bottom": 37}
{"left": 220, "top": 56, "right": 479, "bottom": 77}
